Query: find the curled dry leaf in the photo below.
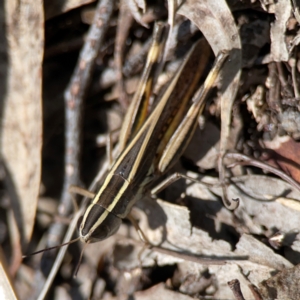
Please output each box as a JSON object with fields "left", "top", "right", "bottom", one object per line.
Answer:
{"left": 206, "top": 174, "right": 300, "bottom": 266}
{"left": 1, "top": 0, "right": 44, "bottom": 251}
{"left": 224, "top": 175, "right": 300, "bottom": 234}
{"left": 178, "top": 0, "right": 242, "bottom": 209}
{"left": 184, "top": 175, "right": 297, "bottom": 297}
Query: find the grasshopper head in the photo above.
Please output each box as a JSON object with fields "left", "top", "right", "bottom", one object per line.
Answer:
{"left": 78, "top": 204, "right": 122, "bottom": 243}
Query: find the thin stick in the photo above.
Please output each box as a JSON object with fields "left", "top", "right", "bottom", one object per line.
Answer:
{"left": 116, "top": 234, "right": 248, "bottom": 266}
{"left": 46, "top": 0, "right": 115, "bottom": 249}
{"left": 267, "top": 62, "right": 281, "bottom": 112}
{"left": 114, "top": 0, "right": 133, "bottom": 109}
{"left": 37, "top": 156, "right": 114, "bottom": 300}
{"left": 228, "top": 279, "right": 246, "bottom": 300}
{"left": 62, "top": 0, "right": 114, "bottom": 213}
{"left": 38, "top": 0, "right": 115, "bottom": 298}
{"left": 248, "top": 284, "right": 264, "bottom": 300}
{"left": 276, "top": 62, "right": 291, "bottom": 94}
{"left": 226, "top": 152, "right": 300, "bottom": 193}
{"left": 36, "top": 151, "right": 115, "bottom": 299}
{"left": 290, "top": 54, "right": 300, "bottom": 99}
{"left": 164, "top": 0, "right": 177, "bottom": 63}
{"left": 37, "top": 208, "right": 85, "bottom": 300}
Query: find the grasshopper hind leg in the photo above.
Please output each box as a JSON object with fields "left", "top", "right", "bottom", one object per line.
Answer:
{"left": 150, "top": 172, "right": 208, "bottom": 196}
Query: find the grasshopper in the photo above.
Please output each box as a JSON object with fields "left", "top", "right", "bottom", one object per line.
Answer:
{"left": 76, "top": 23, "right": 228, "bottom": 245}
{"left": 29, "top": 22, "right": 228, "bottom": 256}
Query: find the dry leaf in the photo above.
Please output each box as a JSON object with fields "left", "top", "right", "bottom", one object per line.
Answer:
{"left": 184, "top": 122, "right": 220, "bottom": 170}
{"left": 263, "top": 135, "right": 300, "bottom": 183}
{"left": 235, "top": 234, "right": 293, "bottom": 270}
{"left": 227, "top": 175, "right": 300, "bottom": 234}
{"left": 209, "top": 263, "right": 266, "bottom": 299}
{"left": 1, "top": 0, "right": 44, "bottom": 250}
{"left": 276, "top": 197, "right": 300, "bottom": 212}
{"left": 0, "top": 247, "right": 18, "bottom": 300}
{"left": 135, "top": 197, "right": 233, "bottom": 260}
{"left": 178, "top": 0, "right": 242, "bottom": 209}
{"left": 259, "top": 264, "right": 300, "bottom": 300}
{"left": 44, "top": 0, "right": 96, "bottom": 20}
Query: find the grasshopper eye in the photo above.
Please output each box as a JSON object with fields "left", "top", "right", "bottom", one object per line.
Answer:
{"left": 78, "top": 204, "right": 122, "bottom": 243}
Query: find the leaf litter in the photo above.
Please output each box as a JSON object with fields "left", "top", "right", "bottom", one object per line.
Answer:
{"left": 1, "top": 0, "right": 300, "bottom": 299}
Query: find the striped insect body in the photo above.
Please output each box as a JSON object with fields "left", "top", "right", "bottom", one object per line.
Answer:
{"left": 25, "top": 22, "right": 228, "bottom": 261}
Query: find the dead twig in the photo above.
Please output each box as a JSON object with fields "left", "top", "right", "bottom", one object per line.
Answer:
{"left": 228, "top": 279, "right": 246, "bottom": 300}
{"left": 248, "top": 284, "right": 264, "bottom": 300}
{"left": 36, "top": 146, "right": 116, "bottom": 300}
{"left": 290, "top": 54, "right": 300, "bottom": 99}
{"left": 267, "top": 62, "right": 281, "bottom": 112}
{"left": 114, "top": 0, "right": 133, "bottom": 109}
{"left": 46, "top": 0, "right": 115, "bottom": 253}
{"left": 226, "top": 152, "right": 300, "bottom": 193}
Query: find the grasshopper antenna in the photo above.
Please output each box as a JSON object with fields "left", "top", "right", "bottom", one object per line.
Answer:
{"left": 73, "top": 241, "right": 89, "bottom": 277}
{"left": 22, "top": 237, "right": 81, "bottom": 258}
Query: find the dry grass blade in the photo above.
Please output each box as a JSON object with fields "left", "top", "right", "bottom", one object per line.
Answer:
{"left": 41, "top": 0, "right": 115, "bottom": 293}
{"left": 1, "top": 0, "right": 44, "bottom": 251}
{"left": 0, "top": 247, "right": 18, "bottom": 300}
{"left": 45, "top": 0, "right": 115, "bottom": 254}
{"left": 45, "top": 0, "right": 96, "bottom": 20}
{"left": 36, "top": 209, "right": 83, "bottom": 300}
{"left": 114, "top": 0, "right": 134, "bottom": 109}
{"left": 226, "top": 152, "right": 300, "bottom": 193}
